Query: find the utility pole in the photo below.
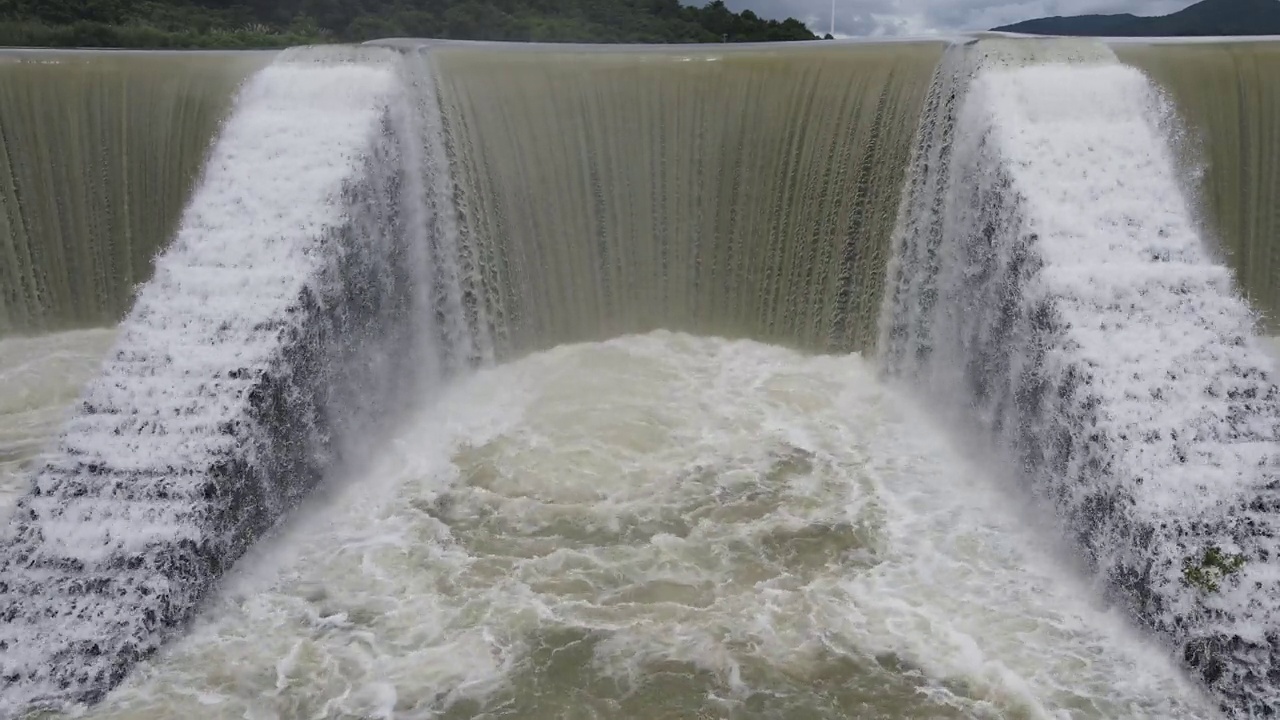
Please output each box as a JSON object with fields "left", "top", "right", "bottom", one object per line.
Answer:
{"left": 830, "top": 0, "right": 836, "bottom": 36}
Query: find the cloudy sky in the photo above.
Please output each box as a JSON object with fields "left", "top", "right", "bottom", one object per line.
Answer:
{"left": 731, "top": 0, "right": 1195, "bottom": 36}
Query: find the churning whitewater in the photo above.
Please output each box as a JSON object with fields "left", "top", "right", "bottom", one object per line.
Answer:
{"left": 0, "top": 330, "right": 117, "bottom": 504}
{"left": 885, "top": 41, "right": 1280, "bottom": 715}
{"left": 0, "top": 331, "right": 1217, "bottom": 718}
{"left": 1, "top": 33, "right": 1278, "bottom": 720}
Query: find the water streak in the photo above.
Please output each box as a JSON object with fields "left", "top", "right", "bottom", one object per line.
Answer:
{"left": 0, "top": 51, "right": 271, "bottom": 335}
{"left": 429, "top": 42, "right": 942, "bottom": 355}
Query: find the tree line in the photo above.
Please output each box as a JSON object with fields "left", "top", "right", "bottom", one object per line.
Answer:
{"left": 0, "top": 0, "right": 824, "bottom": 48}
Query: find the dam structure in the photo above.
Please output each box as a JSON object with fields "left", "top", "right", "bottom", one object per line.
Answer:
{"left": 0, "top": 33, "right": 1277, "bottom": 719}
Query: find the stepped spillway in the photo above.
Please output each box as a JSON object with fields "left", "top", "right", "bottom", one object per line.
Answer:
{"left": 883, "top": 40, "right": 1280, "bottom": 715}
{"left": 0, "top": 47, "right": 423, "bottom": 712}
{"left": 0, "top": 51, "right": 272, "bottom": 335}
{"left": 1116, "top": 41, "right": 1280, "bottom": 332}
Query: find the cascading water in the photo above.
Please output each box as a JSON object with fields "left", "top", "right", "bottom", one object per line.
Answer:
{"left": 0, "top": 45, "right": 447, "bottom": 713}
{"left": 0, "top": 51, "right": 271, "bottom": 335}
{"left": 394, "top": 49, "right": 494, "bottom": 372}
{"left": 883, "top": 39, "right": 1280, "bottom": 715}
{"left": 0, "top": 35, "right": 1277, "bottom": 720}
{"left": 1116, "top": 42, "right": 1280, "bottom": 330}
{"left": 0, "top": 330, "right": 116, "bottom": 501}
{"left": 1, "top": 330, "right": 1222, "bottom": 719}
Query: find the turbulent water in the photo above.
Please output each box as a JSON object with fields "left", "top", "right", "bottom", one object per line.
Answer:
{"left": 0, "top": 330, "right": 115, "bottom": 503}
{"left": 2, "top": 36, "right": 1280, "bottom": 720}
{"left": 882, "top": 40, "right": 1280, "bottom": 712}
{"left": 1116, "top": 43, "right": 1280, "bottom": 329}
{"left": 0, "top": 329, "right": 1221, "bottom": 719}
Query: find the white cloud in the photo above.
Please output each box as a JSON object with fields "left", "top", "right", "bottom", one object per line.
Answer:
{"left": 724, "top": 0, "right": 1194, "bottom": 36}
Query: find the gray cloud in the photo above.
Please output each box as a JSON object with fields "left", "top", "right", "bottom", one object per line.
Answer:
{"left": 724, "top": 0, "right": 1193, "bottom": 36}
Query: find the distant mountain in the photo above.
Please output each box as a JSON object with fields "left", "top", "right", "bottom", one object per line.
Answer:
{"left": 992, "top": 0, "right": 1280, "bottom": 36}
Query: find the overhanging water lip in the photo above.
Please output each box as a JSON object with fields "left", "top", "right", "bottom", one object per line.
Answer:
{"left": 370, "top": 34, "right": 1280, "bottom": 53}
{"left": 0, "top": 48, "right": 281, "bottom": 58}
{"left": 365, "top": 36, "right": 956, "bottom": 52}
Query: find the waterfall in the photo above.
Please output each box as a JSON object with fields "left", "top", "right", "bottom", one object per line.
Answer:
{"left": 0, "top": 46, "right": 437, "bottom": 713}
{"left": 0, "top": 36, "right": 1278, "bottom": 718}
{"left": 882, "top": 39, "right": 1280, "bottom": 715}
{"left": 427, "top": 41, "right": 943, "bottom": 356}
{"left": 1117, "top": 42, "right": 1280, "bottom": 332}
{"left": 391, "top": 50, "right": 491, "bottom": 376}
{"left": 0, "top": 51, "right": 270, "bottom": 335}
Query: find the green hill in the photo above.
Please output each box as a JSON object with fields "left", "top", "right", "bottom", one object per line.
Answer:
{"left": 0, "top": 0, "right": 820, "bottom": 48}
{"left": 993, "top": 0, "right": 1280, "bottom": 36}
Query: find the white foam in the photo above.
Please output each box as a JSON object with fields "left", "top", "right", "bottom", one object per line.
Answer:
{"left": 52, "top": 57, "right": 402, "bottom": 477}
{"left": 971, "top": 62, "right": 1276, "bottom": 520}
{"left": 0, "top": 47, "right": 411, "bottom": 714}
{"left": 61, "top": 332, "right": 1216, "bottom": 719}
{"left": 882, "top": 40, "right": 1280, "bottom": 711}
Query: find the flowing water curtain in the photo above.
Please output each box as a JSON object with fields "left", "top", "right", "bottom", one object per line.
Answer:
{"left": 1116, "top": 41, "right": 1280, "bottom": 331}
{"left": 0, "top": 51, "right": 271, "bottom": 336}
{"left": 430, "top": 42, "right": 944, "bottom": 358}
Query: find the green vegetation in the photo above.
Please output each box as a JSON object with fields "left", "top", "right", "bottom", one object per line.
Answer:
{"left": 994, "top": 0, "right": 1280, "bottom": 37}
{"left": 0, "top": 0, "right": 820, "bottom": 48}
{"left": 1182, "top": 545, "right": 1246, "bottom": 594}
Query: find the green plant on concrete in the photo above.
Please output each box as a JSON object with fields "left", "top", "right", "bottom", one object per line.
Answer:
{"left": 1182, "top": 545, "right": 1246, "bottom": 593}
